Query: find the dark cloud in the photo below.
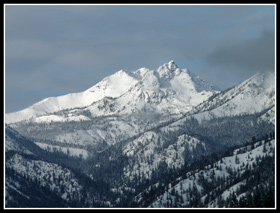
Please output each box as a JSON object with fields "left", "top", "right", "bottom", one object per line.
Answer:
{"left": 203, "top": 29, "right": 275, "bottom": 88}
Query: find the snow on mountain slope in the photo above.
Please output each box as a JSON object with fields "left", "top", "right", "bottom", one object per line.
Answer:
{"left": 35, "top": 142, "right": 89, "bottom": 159}
{"left": 5, "top": 125, "right": 34, "bottom": 155}
{"left": 6, "top": 153, "right": 83, "bottom": 204}
{"left": 86, "top": 61, "right": 220, "bottom": 116}
{"left": 193, "top": 71, "right": 275, "bottom": 122}
{"left": 157, "top": 60, "right": 219, "bottom": 92}
{"left": 6, "top": 61, "right": 220, "bottom": 124}
{"left": 149, "top": 138, "right": 275, "bottom": 208}
{"left": 259, "top": 106, "right": 275, "bottom": 124}
{"left": 5, "top": 124, "right": 47, "bottom": 156}
{"left": 123, "top": 128, "right": 207, "bottom": 181}
{"left": 5, "top": 70, "right": 139, "bottom": 124}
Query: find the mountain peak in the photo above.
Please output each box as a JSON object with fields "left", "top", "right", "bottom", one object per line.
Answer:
{"left": 157, "top": 60, "right": 181, "bottom": 80}
{"left": 166, "top": 60, "right": 179, "bottom": 70}
{"left": 168, "top": 59, "right": 176, "bottom": 66}
{"left": 240, "top": 71, "right": 275, "bottom": 94}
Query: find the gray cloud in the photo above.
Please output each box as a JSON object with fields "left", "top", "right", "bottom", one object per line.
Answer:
{"left": 203, "top": 29, "right": 275, "bottom": 87}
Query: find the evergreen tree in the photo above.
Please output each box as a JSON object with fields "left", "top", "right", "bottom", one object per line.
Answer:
{"left": 229, "top": 192, "right": 239, "bottom": 208}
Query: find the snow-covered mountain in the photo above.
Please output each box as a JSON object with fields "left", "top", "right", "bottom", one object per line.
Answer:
{"left": 5, "top": 61, "right": 275, "bottom": 208}
{"left": 103, "top": 60, "right": 219, "bottom": 116}
{"left": 5, "top": 125, "right": 115, "bottom": 207}
{"left": 5, "top": 60, "right": 223, "bottom": 150}
{"left": 5, "top": 61, "right": 219, "bottom": 124}
{"left": 5, "top": 61, "right": 275, "bottom": 157}
{"left": 5, "top": 61, "right": 275, "bottom": 166}
{"left": 148, "top": 137, "right": 275, "bottom": 208}
{"left": 5, "top": 69, "right": 139, "bottom": 124}
{"left": 192, "top": 71, "right": 275, "bottom": 123}
{"left": 123, "top": 130, "right": 207, "bottom": 181}
{"left": 5, "top": 124, "right": 275, "bottom": 208}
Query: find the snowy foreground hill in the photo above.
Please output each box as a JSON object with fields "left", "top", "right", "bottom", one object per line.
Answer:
{"left": 149, "top": 138, "right": 275, "bottom": 208}
{"left": 5, "top": 61, "right": 275, "bottom": 208}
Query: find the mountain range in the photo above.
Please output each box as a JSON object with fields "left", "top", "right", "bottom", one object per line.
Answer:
{"left": 5, "top": 61, "right": 275, "bottom": 208}
{"left": 6, "top": 60, "right": 220, "bottom": 123}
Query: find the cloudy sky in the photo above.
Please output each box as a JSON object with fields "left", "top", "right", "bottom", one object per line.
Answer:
{"left": 5, "top": 4, "right": 275, "bottom": 113}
